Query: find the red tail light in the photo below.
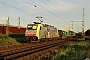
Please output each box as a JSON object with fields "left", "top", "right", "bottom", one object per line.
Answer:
{"left": 26, "top": 34, "right": 36, "bottom": 36}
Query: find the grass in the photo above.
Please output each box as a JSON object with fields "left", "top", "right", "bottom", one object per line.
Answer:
{"left": 0, "top": 34, "right": 20, "bottom": 48}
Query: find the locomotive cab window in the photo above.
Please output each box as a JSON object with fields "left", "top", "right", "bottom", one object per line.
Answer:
{"left": 32, "top": 26, "right": 37, "bottom": 30}
{"left": 27, "top": 26, "right": 32, "bottom": 30}
{"left": 27, "top": 25, "right": 37, "bottom": 30}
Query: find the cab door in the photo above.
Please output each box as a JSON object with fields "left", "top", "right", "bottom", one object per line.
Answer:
{"left": 40, "top": 27, "right": 46, "bottom": 39}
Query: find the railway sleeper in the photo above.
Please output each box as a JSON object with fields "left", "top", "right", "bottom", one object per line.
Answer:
{"left": 0, "top": 41, "right": 62, "bottom": 60}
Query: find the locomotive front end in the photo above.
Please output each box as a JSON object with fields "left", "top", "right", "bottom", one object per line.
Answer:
{"left": 25, "top": 24, "right": 38, "bottom": 42}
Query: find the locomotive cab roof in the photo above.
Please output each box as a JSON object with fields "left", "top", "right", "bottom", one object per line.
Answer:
{"left": 33, "top": 22, "right": 41, "bottom": 24}
{"left": 27, "top": 22, "right": 41, "bottom": 26}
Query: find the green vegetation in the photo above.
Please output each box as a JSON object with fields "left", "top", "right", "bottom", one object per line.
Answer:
{"left": 52, "top": 40, "right": 90, "bottom": 60}
{"left": 0, "top": 34, "right": 20, "bottom": 48}
{"left": 9, "top": 34, "right": 25, "bottom": 43}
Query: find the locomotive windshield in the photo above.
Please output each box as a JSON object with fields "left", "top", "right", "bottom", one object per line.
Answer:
{"left": 27, "top": 25, "right": 37, "bottom": 30}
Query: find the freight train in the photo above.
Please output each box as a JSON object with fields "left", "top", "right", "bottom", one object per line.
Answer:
{"left": 25, "top": 22, "right": 76, "bottom": 42}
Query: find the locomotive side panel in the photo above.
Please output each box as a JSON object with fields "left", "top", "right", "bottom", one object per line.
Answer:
{"left": 49, "top": 26, "right": 59, "bottom": 38}
{"left": 39, "top": 26, "right": 47, "bottom": 39}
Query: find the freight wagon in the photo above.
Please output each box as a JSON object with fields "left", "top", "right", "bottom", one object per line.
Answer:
{"left": 0, "top": 24, "right": 26, "bottom": 34}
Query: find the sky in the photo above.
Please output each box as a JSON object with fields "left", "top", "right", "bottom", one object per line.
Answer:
{"left": 0, "top": 0, "right": 90, "bottom": 32}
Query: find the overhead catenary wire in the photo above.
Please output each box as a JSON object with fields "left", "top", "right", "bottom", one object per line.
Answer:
{"left": 0, "top": 0, "right": 68, "bottom": 29}
{"left": 0, "top": 1, "right": 56, "bottom": 25}
{"left": 1, "top": 0, "right": 65, "bottom": 21}
{"left": 13, "top": 0, "right": 55, "bottom": 23}
{"left": 58, "top": 0, "right": 74, "bottom": 21}
{"left": 0, "top": 1, "right": 53, "bottom": 23}
{"left": 22, "top": 0, "right": 34, "bottom": 6}
{"left": 41, "top": 0, "right": 62, "bottom": 19}
{"left": 28, "top": 0, "right": 66, "bottom": 26}
{"left": 0, "top": 1, "right": 35, "bottom": 16}
{"left": 47, "top": 0, "right": 73, "bottom": 30}
{"left": 39, "top": 0, "right": 69, "bottom": 24}
{"left": 21, "top": 0, "right": 46, "bottom": 17}
{"left": 13, "top": 0, "right": 51, "bottom": 21}
{"left": 13, "top": 0, "right": 33, "bottom": 11}
{"left": 28, "top": 0, "right": 60, "bottom": 18}
{"left": 13, "top": 0, "right": 42, "bottom": 17}
{"left": 0, "top": 1, "right": 38, "bottom": 25}
{"left": 47, "top": 0, "right": 70, "bottom": 21}
{"left": 22, "top": 0, "right": 65, "bottom": 25}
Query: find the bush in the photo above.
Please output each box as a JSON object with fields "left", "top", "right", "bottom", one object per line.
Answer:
{"left": 52, "top": 40, "right": 90, "bottom": 60}
{"left": 9, "top": 34, "right": 25, "bottom": 38}
{"left": 53, "top": 45, "right": 87, "bottom": 60}
{"left": 8, "top": 34, "right": 25, "bottom": 43}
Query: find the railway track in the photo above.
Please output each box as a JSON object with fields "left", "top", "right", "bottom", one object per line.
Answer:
{"left": 0, "top": 36, "right": 81, "bottom": 60}
{"left": 0, "top": 39, "right": 66, "bottom": 60}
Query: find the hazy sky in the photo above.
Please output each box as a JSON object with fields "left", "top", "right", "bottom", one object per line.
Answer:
{"left": 0, "top": 0, "right": 90, "bottom": 32}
